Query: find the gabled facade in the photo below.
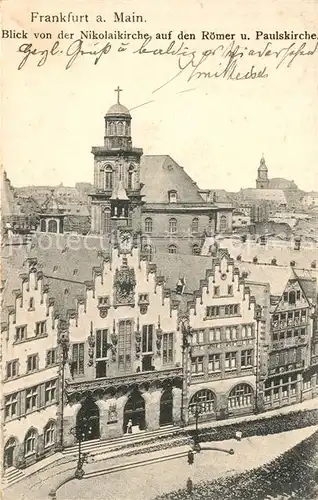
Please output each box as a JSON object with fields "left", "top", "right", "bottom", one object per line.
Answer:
{"left": 185, "top": 252, "right": 260, "bottom": 423}
{"left": 1, "top": 260, "right": 59, "bottom": 473}
{"left": 265, "top": 272, "right": 316, "bottom": 408}
{"left": 62, "top": 236, "right": 183, "bottom": 445}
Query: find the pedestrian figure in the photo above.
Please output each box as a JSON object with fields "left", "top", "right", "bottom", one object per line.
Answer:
{"left": 127, "top": 418, "right": 133, "bottom": 434}
{"left": 235, "top": 430, "right": 242, "bottom": 441}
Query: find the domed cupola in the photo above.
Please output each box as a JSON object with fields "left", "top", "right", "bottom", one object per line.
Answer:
{"left": 104, "top": 87, "right": 132, "bottom": 151}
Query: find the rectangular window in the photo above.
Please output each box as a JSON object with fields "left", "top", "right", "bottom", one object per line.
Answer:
{"left": 5, "top": 393, "right": 18, "bottom": 419}
{"left": 27, "top": 354, "right": 38, "bottom": 373}
{"left": 98, "top": 296, "right": 109, "bottom": 306}
{"left": 296, "top": 290, "right": 301, "bottom": 300}
{"left": 142, "top": 324, "right": 153, "bottom": 353}
{"left": 194, "top": 330, "right": 204, "bottom": 344}
{"left": 96, "top": 329, "right": 109, "bottom": 359}
{"left": 72, "top": 343, "right": 85, "bottom": 376}
{"left": 191, "top": 356, "right": 204, "bottom": 374}
{"left": 26, "top": 386, "right": 38, "bottom": 411}
{"left": 283, "top": 292, "right": 288, "bottom": 302}
{"left": 15, "top": 325, "right": 26, "bottom": 341}
{"left": 163, "top": 332, "right": 173, "bottom": 364}
{"left": 228, "top": 285, "right": 233, "bottom": 295}
{"left": 45, "top": 380, "right": 57, "bottom": 404}
{"left": 208, "top": 354, "right": 220, "bottom": 372}
{"left": 241, "top": 349, "right": 253, "bottom": 367}
{"left": 214, "top": 286, "right": 220, "bottom": 297}
{"left": 206, "top": 306, "right": 220, "bottom": 318}
{"left": 209, "top": 328, "right": 221, "bottom": 342}
{"left": 6, "top": 360, "right": 18, "bottom": 379}
{"left": 118, "top": 320, "right": 132, "bottom": 371}
{"left": 46, "top": 349, "right": 57, "bottom": 366}
{"left": 35, "top": 321, "right": 46, "bottom": 336}
{"left": 225, "top": 352, "right": 237, "bottom": 369}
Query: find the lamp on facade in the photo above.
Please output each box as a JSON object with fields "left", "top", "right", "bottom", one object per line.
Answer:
{"left": 254, "top": 304, "right": 262, "bottom": 414}
{"left": 180, "top": 317, "right": 193, "bottom": 426}
{"left": 58, "top": 327, "right": 70, "bottom": 449}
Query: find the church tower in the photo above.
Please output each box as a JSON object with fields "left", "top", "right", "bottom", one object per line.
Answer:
{"left": 256, "top": 155, "right": 270, "bottom": 189}
{"left": 90, "top": 87, "right": 144, "bottom": 236}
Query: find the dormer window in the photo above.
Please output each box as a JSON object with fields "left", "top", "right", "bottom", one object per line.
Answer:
{"left": 168, "top": 190, "right": 177, "bottom": 203}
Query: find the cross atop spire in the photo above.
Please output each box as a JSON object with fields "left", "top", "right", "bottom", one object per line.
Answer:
{"left": 114, "top": 86, "right": 123, "bottom": 104}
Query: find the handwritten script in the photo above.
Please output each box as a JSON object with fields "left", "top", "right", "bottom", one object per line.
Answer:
{"left": 16, "top": 36, "right": 318, "bottom": 90}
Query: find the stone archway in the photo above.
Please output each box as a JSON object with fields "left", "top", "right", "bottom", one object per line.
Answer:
{"left": 160, "top": 388, "right": 173, "bottom": 426}
{"left": 76, "top": 397, "right": 100, "bottom": 441}
{"left": 4, "top": 437, "right": 17, "bottom": 469}
{"left": 123, "top": 390, "right": 145, "bottom": 434}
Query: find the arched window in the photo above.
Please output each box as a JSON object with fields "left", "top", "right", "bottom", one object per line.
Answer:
{"left": 145, "top": 217, "right": 153, "bottom": 233}
{"left": 105, "top": 166, "right": 113, "bottom": 189}
{"left": 289, "top": 291, "right": 296, "bottom": 305}
{"left": 117, "top": 121, "right": 124, "bottom": 135}
{"left": 168, "top": 190, "right": 177, "bottom": 203}
{"left": 40, "top": 219, "right": 46, "bottom": 232}
{"left": 103, "top": 208, "right": 111, "bottom": 235}
{"left": 128, "top": 165, "right": 134, "bottom": 189}
{"left": 169, "top": 218, "right": 177, "bottom": 233}
{"left": 44, "top": 421, "right": 56, "bottom": 447}
{"left": 48, "top": 219, "right": 58, "bottom": 233}
{"left": 228, "top": 383, "right": 253, "bottom": 409}
{"left": 24, "top": 428, "right": 37, "bottom": 456}
{"left": 189, "top": 389, "right": 215, "bottom": 415}
{"left": 144, "top": 244, "right": 153, "bottom": 261}
{"left": 109, "top": 122, "right": 116, "bottom": 135}
{"left": 219, "top": 215, "right": 227, "bottom": 232}
{"left": 168, "top": 245, "right": 177, "bottom": 254}
{"left": 192, "top": 244, "right": 200, "bottom": 255}
{"left": 191, "top": 218, "right": 199, "bottom": 233}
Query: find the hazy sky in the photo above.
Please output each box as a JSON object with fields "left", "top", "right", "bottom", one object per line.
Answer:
{"left": 2, "top": 0, "right": 318, "bottom": 191}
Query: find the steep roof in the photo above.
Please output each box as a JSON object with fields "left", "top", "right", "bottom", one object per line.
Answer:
{"left": 268, "top": 178, "right": 298, "bottom": 190}
{"left": 239, "top": 188, "right": 287, "bottom": 205}
{"left": 1, "top": 234, "right": 107, "bottom": 320}
{"left": 1, "top": 171, "right": 23, "bottom": 218}
{"left": 202, "top": 237, "right": 317, "bottom": 270}
{"left": 140, "top": 155, "right": 205, "bottom": 204}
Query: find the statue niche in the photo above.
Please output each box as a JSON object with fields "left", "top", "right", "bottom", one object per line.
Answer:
{"left": 114, "top": 266, "right": 136, "bottom": 305}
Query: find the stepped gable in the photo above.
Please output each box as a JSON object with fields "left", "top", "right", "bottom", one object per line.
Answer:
{"left": 2, "top": 233, "right": 108, "bottom": 320}
{"left": 140, "top": 155, "right": 205, "bottom": 204}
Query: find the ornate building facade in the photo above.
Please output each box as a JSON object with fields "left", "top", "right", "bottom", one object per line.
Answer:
{"left": 1, "top": 260, "right": 60, "bottom": 472}
{"left": 89, "top": 89, "right": 233, "bottom": 255}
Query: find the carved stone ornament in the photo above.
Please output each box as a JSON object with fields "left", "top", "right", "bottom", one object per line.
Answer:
{"left": 107, "top": 404, "right": 118, "bottom": 424}
{"left": 87, "top": 332, "right": 95, "bottom": 367}
{"left": 99, "top": 306, "right": 109, "bottom": 318}
{"left": 135, "top": 331, "right": 142, "bottom": 359}
{"left": 114, "top": 267, "right": 136, "bottom": 305}
{"left": 156, "top": 329, "right": 163, "bottom": 357}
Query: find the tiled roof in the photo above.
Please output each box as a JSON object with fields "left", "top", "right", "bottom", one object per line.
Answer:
{"left": 140, "top": 155, "right": 205, "bottom": 204}
{"left": 1, "top": 233, "right": 108, "bottom": 320}
{"left": 239, "top": 188, "right": 287, "bottom": 205}
{"left": 1, "top": 171, "right": 23, "bottom": 218}
{"left": 202, "top": 237, "right": 317, "bottom": 269}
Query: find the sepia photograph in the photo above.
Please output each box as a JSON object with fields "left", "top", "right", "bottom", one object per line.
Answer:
{"left": 1, "top": 1, "right": 318, "bottom": 499}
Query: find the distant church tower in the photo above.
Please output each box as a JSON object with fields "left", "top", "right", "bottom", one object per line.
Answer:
{"left": 256, "top": 155, "right": 269, "bottom": 189}
{"left": 89, "top": 87, "right": 144, "bottom": 235}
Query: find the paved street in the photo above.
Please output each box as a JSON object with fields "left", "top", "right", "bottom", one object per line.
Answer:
{"left": 6, "top": 426, "right": 318, "bottom": 500}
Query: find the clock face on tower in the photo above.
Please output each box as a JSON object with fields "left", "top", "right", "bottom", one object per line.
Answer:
{"left": 118, "top": 230, "right": 133, "bottom": 253}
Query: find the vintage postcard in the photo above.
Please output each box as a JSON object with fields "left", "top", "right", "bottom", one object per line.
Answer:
{"left": 1, "top": 0, "right": 318, "bottom": 499}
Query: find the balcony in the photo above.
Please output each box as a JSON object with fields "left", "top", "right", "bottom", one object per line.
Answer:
{"left": 66, "top": 366, "right": 182, "bottom": 396}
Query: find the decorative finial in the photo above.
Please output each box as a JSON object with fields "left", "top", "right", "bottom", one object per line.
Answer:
{"left": 114, "top": 86, "right": 122, "bottom": 104}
